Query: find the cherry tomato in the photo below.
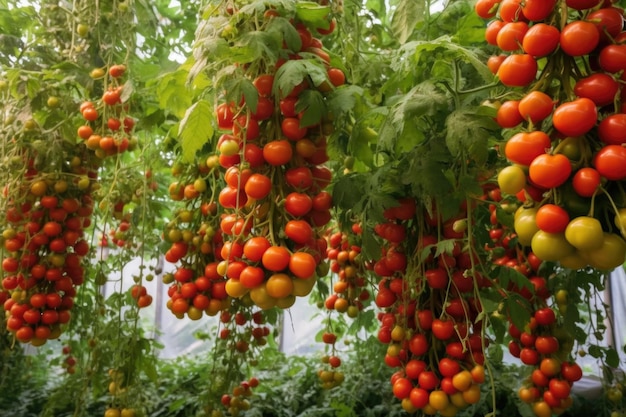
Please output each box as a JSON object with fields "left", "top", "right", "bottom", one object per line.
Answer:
{"left": 518, "top": 91, "right": 554, "bottom": 124}
{"left": 487, "top": 55, "right": 507, "bottom": 74}
{"left": 572, "top": 167, "right": 601, "bottom": 197}
{"left": 560, "top": 21, "right": 600, "bottom": 56}
{"left": 498, "top": 165, "right": 526, "bottom": 195}
{"left": 496, "top": 100, "right": 524, "bottom": 128}
{"left": 522, "top": 23, "right": 560, "bottom": 57}
{"left": 514, "top": 206, "right": 540, "bottom": 246}
{"left": 475, "top": 0, "right": 501, "bottom": 19}
{"left": 552, "top": 98, "right": 597, "bottom": 137}
{"left": 598, "top": 44, "right": 626, "bottom": 73}
{"left": 535, "top": 204, "right": 569, "bottom": 233}
{"left": 497, "top": 54, "right": 537, "bottom": 87}
{"left": 485, "top": 20, "right": 505, "bottom": 45}
{"left": 593, "top": 144, "right": 626, "bottom": 180}
{"left": 504, "top": 131, "right": 551, "bottom": 166}
{"left": 496, "top": 21, "right": 529, "bottom": 51}
{"left": 522, "top": 0, "right": 557, "bottom": 21}
{"left": 499, "top": 0, "right": 527, "bottom": 22}
{"left": 531, "top": 231, "right": 575, "bottom": 261}
{"left": 565, "top": 216, "right": 604, "bottom": 251}
{"left": 588, "top": 7, "right": 624, "bottom": 44}
{"left": 253, "top": 74, "right": 274, "bottom": 97}
{"left": 573, "top": 73, "right": 619, "bottom": 106}
{"left": 585, "top": 232, "right": 626, "bottom": 270}
{"left": 561, "top": 362, "right": 583, "bottom": 383}
{"left": 529, "top": 153, "right": 571, "bottom": 188}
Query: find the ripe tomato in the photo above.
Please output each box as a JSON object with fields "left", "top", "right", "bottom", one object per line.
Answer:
{"left": 392, "top": 377, "right": 413, "bottom": 399}
{"left": 425, "top": 268, "right": 448, "bottom": 289}
{"left": 244, "top": 173, "right": 271, "bottom": 200}
{"left": 572, "top": 167, "right": 601, "bottom": 197}
{"left": 560, "top": 21, "right": 600, "bottom": 56}
{"left": 548, "top": 378, "right": 571, "bottom": 400}
{"left": 598, "top": 44, "right": 626, "bottom": 73}
{"left": 253, "top": 74, "right": 274, "bottom": 97}
{"left": 282, "top": 117, "right": 307, "bottom": 140}
{"left": 496, "top": 21, "right": 529, "bottom": 51}
{"left": 474, "top": 0, "right": 500, "bottom": 19}
{"left": 409, "top": 387, "right": 430, "bottom": 409}
{"left": 565, "top": 0, "right": 601, "bottom": 9}
{"left": 289, "top": 252, "right": 316, "bottom": 278}
{"left": 518, "top": 91, "right": 554, "bottom": 124}
{"left": 263, "top": 140, "right": 293, "bottom": 165}
{"left": 405, "top": 359, "right": 427, "bottom": 380}
{"left": 499, "top": 0, "right": 526, "bottom": 22}
{"left": 438, "top": 358, "right": 461, "bottom": 378}
{"left": 279, "top": 97, "right": 298, "bottom": 117}
{"left": 485, "top": 20, "right": 505, "bottom": 45}
{"left": 261, "top": 246, "right": 291, "bottom": 271}
{"left": 216, "top": 103, "right": 235, "bottom": 129}
{"left": 588, "top": 7, "right": 624, "bottom": 44}
{"left": 327, "top": 68, "right": 345, "bottom": 87}
{"left": 535, "top": 204, "right": 569, "bottom": 233}
{"left": 109, "top": 64, "right": 126, "bottom": 78}
{"left": 519, "top": 347, "right": 539, "bottom": 365}
{"left": 408, "top": 333, "right": 429, "bottom": 356}
{"left": 243, "top": 236, "right": 271, "bottom": 262}
{"left": 487, "top": 55, "right": 507, "bottom": 74}
{"left": 418, "top": 371, "right": 439, "bottom": 391}
{"left": 534, "top": 307, "right": 556, "bottom": 326}
{"left": 504, "top": 131, "right": 551, "bottom": 166}
{"left": 496, "top": 100, "right": 524, "bottom": 128}
{"left": 594, "top": 144, "right": 626, "bottom": 180}
{"left": 521, "top": 0, "right": 557, "bottom": 21}
{"left": 431, "top": 318, "right": 455, "bottom": 340}
{"left": 552, "top": 98, "right": 597, "bottom": 137}
{"left": 561, "top": 362, "right": 583, "bottom": 382}
{"left": 497, "top": 54, "right": 537, "bottom": 87}
{"left": 82, "top": 107, "right": 98, "bottom": 121}
{"left": 599, "top": 114, "right": 626, "bottom": 145}
{"left": 284, "top": 192, "right": 313, "bottom": 217}
{"left": 285, "top": 220, "right": 313, "bottom": 244}
{"left": 574, "top": 73, "right": 619, "bottom": 106}
{"left": 265, "top": 273, "right": 293, "bottom": 297}
{"left": 102, "top": 89, "right": 121, "bottom": 106}
{"left": 252, "top": 97, "right": 274, "bottom": 120}
{"left": 522, "top": 23, "right": 560, "bottom": 57}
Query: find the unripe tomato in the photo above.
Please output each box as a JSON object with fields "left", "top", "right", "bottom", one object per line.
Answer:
{"left": 531, "top": 231, "right": 575, "bottom": 261}
{"left": 564, "top": 216, "right": 604, "bottom": 251}
{"left": 514, "top": 206, "right": 539, "bottom": 246}
{"left": 584, "top": 232, "right": 626, "bottom": 270}
{"left": 497, "top": 165, "right": 526, "bottom": 195}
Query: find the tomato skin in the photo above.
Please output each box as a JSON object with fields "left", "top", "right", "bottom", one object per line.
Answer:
{"left": 487, "top": 55, "right": 507, "bottom": 74}
{"left": 529, "top": 153, "right": 571, "bottom": 188}
{"left": 485, "top": 20, "right": 505, "bottom": 45}
{"left": 497, "top": 54, "right": 537, "bottom": 87}
{"left": 598, "top": 44, "right": 626, "bottom": 73}
{"left": 573, "top": 73, "right": 619, "bottom": 106}
{"left": 505, "top": 131, "right": 551, "bottom": 166}
{"left": 598, "top": 114, "right": 626, "bottom": 145}
{"left": 474, "top": 0, "right": 501, "bottom": 19}
{"left": 518, "top": 91, "right": 554, "bottom": 123}
{"left": 585, "top": 232, "right": 626, "bottom": 270}
{"left": 552, "top": 98, "right": 597, "bottom": 137}
{"left": 496, "top": 100, "right": 524, "bottom": 127}
{"left": 522, "top": 0, "right": 557, "bottom": 21}
{"left": 588, "top": 7, "right": 624, "bottom": 44}
{"left": 566, "top": 0, "right": 601, "bottom": 9}
{"left": 522, "top": 23, "right": 560, "bottom": 57}
{"left": 497, "top": 21, "right": 529, "bottom": 51}
{"left": 497, "top": 165, "right": 526, "bottom": 195}
{"left": 535, "top": 204, "right": 569, "bottom": 233}
{"left": 572, "top": 167, "right": 601, "bottom": 197}
{"left": 593, "top": 145, "right": 626, "bottom": 180}
{"left": 499, "top": 0, "right": 526, "bottom": 23}
{"left": 560, "top": 21, "right": 600, "bottom": 56}
{"left": 561, "top": 362, "right": 583, "bottom": 382}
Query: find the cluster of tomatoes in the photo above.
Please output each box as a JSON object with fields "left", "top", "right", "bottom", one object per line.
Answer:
{"left": 1, "top": 148, "right": 96, "bottom": 345}
{"left": 104, "top": 369, "right": 137, "bottom": 417}
{"left": 77, "top": 64, "right": 137, "bottom": 158}
{"left": 477, "top": 0, "right": 626, "bottom": 270}
{"left": 213, "top": 9, "right": 341, "bottom": 311}
{"left": 323, "top": 224, "right": 370, "bottom": 317}
{"left": 485, "top": 186, "right": 584, "bottom": 417}
{"left": 371, "top": 197, "right": 488, "bottom": 415}
{"left": 317, "top": 331, "right": 345, "bottom": 389}
{"left": 216, "top": 376, "right": 260, "bottom": 417}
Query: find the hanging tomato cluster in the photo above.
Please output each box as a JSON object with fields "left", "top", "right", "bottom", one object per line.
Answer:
{"left": 77, "top": 64, "right": 136, "bottom": 158}
{"left": 213, "top": 7, "right": 342, "bottom": 311}
{"left": 372, "top": 197, "right": 488, "bottom": 415}
{"left": 1, "top": 137, "right": 97, "bottom": 345}
{"left": 478, "top": 0, "right": 626, "bottom": 270}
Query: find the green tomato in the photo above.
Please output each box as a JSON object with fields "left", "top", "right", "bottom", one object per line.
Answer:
{"left": 531, "top": 230, "right": 575, "bottom": 262}
{"left": 76, "top": 23, "right": 89, "bottom": 38}
{"left": 583, "top": 232, "right": 626, "bottom": 271}
{"left": 498, "top": 165, "right": 526, "bottom": 195}
{"left": 514, "top": 206, "right": 539, "bottom": 246}
{"left": 614, "top": 208, "right": 626, "bottom": 237}
{"left": 565, "top": 216, "right": 604, "bottom": 251}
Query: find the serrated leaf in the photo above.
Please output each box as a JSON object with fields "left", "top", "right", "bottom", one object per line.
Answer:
{"left": 266, "top": 16, "right": 301, "bottom": 52}
{"left": 445, "top": 109, "right": 497, "bottom": 165}
{"left": 295, "top": 2, "right": 331, "bottom": 29}
{"left": 390, "top": 0, "right": 425, "bottom": 44}
{"left": 178, "top": 100, "right": 214, "bottom": 163}
{"left": 505, "top": 294, "right": 532, "bottom": 335}
{"left": 326, "top": 85, "right": 364, "bottom": 116}
{"left": 273, "top": 59, "right": 327, "bottom": 98}
{"left": 388, "top": 82, "right": 447, "bottom": 134}
{"left": 295, "top": 89, "right": 325, "bottom": 127}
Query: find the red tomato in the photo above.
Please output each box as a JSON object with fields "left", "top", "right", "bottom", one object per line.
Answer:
{"left": 392, "top": 378, "right": 413, "bottom": 400}
{"left": 261, "top": 246, "right": 291, "bottom": 271}
{"left": 522, "top": 0, "right": 557, "bottom": 21}
{"left": 487, "top": 55, "right": 507, "bottom": 74}
{"left": 548, "top": 379, "right": 571, "bottom": 400}
{"left": 417, "top": 371, "right": 439, "bottom": 391}
{"left": 519, "top": 347, "right": 539, "bottom": 365}
{"left": 431, "top": 319, "right": 455, "bottom": 340}
{"left": 588, "top": 7, "right": 624, "bottom": 44}
{"left": 243, "top": 236, "right": 271, "bottom": 262}
{"left": 497, "top": 21, "right": 529, "bottom": 51}
{"left": 496, "top": 100, "right": 524, "bottom": 128}
{"left": 535, "top": 204, "right": 570, "bottom": 233}
{"left": 572, "top": 167, "right": 601, "bottom": 197}
{"left": 599, "top": 44, "right": 626, "bottom": 73}
{"left": 252, "top": 97, "right": 274, "bottom": 120}
{"left": 504, "top": 131, "right": 552, "bottom": 166}
{"left": 216, "top": 103, "right": 234, "bottom": 129}
{"left": 535, "top": 335, "right": 559, "bottom": 354}
{"left": 244, "top": 173, "right": 272, "bottom": 199}
{"left": 408, "top": 333, "right": 429, "bottom": 356}
{"left": 534, "top": 307, "right": 556, "bottom": 326}
{"left": 474, "top": 0, "right": 501, "bottom": 19}
{"left": 263, "top": 140, "right": 293, "bottom": 165}
{"left": 566, "top": 0, "right": 601, "bottom": 9}
{"left": 284, "top": 220, "right": 313, "bottom": 244}
{"left": 485, "top": 20, "right": 506, "bottom": 45}
{"left": 529, "top": 153, "right": 572, "bottom": 188}
{"left": 552, "top": 98, "right": 597, "bottom": 137}
{"left": 560, "top": 21, "right": 600, "bottom": 56}
{"left": 284, "top": 192, "right": 313, "bottom": 217}
{"left": 497, "top": 54, "right": 537, "bottom": 87}
{"left": 499, "top": 0, "right": 526, "bottom": 22}
{"left": 593, "top": 145, "right": 626, "bottom": 180}
{"left": 599, "top": 114, "right": 626, "bottom": 145}
{"left": 561, "top": 362, "right": 583, "bottom": 382}
{"left": 518, "top": 91, "right": 554, "bottom": 124}
{"left": 253, "top": 74, "right": 274, "bottom": 97}
{"left": 522, "top": 23, "right": 560, "bottom": 57}
{"left": 573, "top": 73, "right": 619, "bottom": 106}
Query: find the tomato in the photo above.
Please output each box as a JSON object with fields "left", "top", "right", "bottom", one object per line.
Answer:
{"left": 282, "top": 117, "right": 307, "bottom": 140}
{"left": 519, "top": 347, "right": 539, "bottom": 365}
{"left": 408, "top": 332, "right": 429, "bottom": 355}
{"left": 521, "top": 0, "right": 557, "bottom": 22}
{"left": 505, "top": 131, "right": 551, "bottom": 166}
{"left": 599, "top": 114, "right": 626, "bottom": 145}
{"left": 216, "top": 103, "right": 235, "bottom": 129}
{"left": 560, "top": 21, "right": 600, "bottom": 56}
{"left": 285, "top": 166, "right": 313, "bottom": 190}
{"left": 418, "top": 371, "right": 440, "bottom": 391}
{"left": 499, "top": 0, "right": 526, "bottom": 22}
{"left": 529, "top": 153, "right": 571, "bottom": 188}
{"left": 565, "top": 216, "right": 605, "bottom": 251}
{"left": 285, "top": 220, "right": 313, "bottom": 244}
{"left": 572, "top": 167, "right": 601, "bottom": 197}
{"left": 262, "top": 246, "right": 291, "bottom": 271}
{"left": 243, "top": 236, "right": 271, "bottom": 262}
{"left": 109, "top": 64, "right": 126, "bottom": 78}
{"left": 82, "top": 107, "right": 98, "bottom": 121}
{"left": 244, "top": 173, "right": 271, "bottom": 200}
{"left": 553, "top": 98, "right": 597, "bottom": 137}
{"left": 531, "top": 231, "right": 575, "bottom": 261}
{"left": 263, "top": 140, "right": 293, "bottom": 165}
{"left": 252, "top": 97, "right": 274, "bottom": 120}
{"left": 289, "top": 252, "right": 316, "bottom": 278}
{"left": 514, "top": 206, "right": 539, "bottom": 246}
{"left": 244, "top": 143, "right": 265, "bottom": 167}
{"left": 392, "top": 377, "right": 413, "bottom": 399}
{"left": 497, "top": 54, "right": 537, "bottom": 87}
{"left": 584, "top": 232, "right": 626, "bottom": 270}
{"left": 598, "top": 44, "right": 626, "bottom": 73}
{"left": 438, "top": 358, "right": 461, "bottom": 378}
{"left": 535, "top": 204, "right": 569, "bottom": 233}
{"left": 496, "top": 21, "right": 529, "bottom": 51}
{"left": 432, "top": 318, "right": 455, "bottom": 340}
{"left": 474, "top": 0, "right": 500, "bottom": 19}
{"left": 549, "top": 379, "right": 571, "bottom": 400}
{"left": 594, "top": 144, "right": 626, "bottom": 180}
{"left": 284, "top": 192, "right": 313, "bottom": 217}
{"left": 103, "top": 89, "right": 121, "bottom": 105}
{"left": 496, "top": 100, "right": 523, "bottom": 128}
{"left": 561, "top": 362, "right": 583, "bottom": 382}
{"left": 232, "top": 115, "right": 260, "bottom": 141}
{"left": 521, "top": 23, "right": 559, "bottom": 58}
{"left": 566, "top": 0, "right": 601, "bottom": 9}
{"left": 409, "top": 387, "right": 430, "bottom": 409}
{"left": 425, "top": 268, "right": 448, "bottom": 289}
{"left": 574, "top": 73, "right": 619, "bottom": 107}
{"left": 588, "top": 7, "right": 624, "bottom": 44}
{"left": 534, "top": 307, "right": 556, "bottom": 326}
{"left": 327, "top": 68, "right": 345, "bottom": 87}
{"left": 279, "top": 97, "right": 298, "bottom": 117}
{"left": 253, "top": 74, "right": 274, "bottom": 97}
{"left": 428, "top": 390, "right": 449, "bottom": 411}
{"left": 485, "top": 20, "right": 505, "bottom": 45}
{"left": 518, "top": 91, "right": 554, "bottom": 124}
{"left": 487, "top": 55, "right": 507, "bottom": 74}
{"left": 265, "top": 273, "right": 293, "bottom": 298}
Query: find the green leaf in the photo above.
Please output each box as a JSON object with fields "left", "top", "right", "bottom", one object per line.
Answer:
{"left": 390, "top": 0, "right": 425, "bottom": 44}
{"left": 266, "top": 16, "right": 301, "bottom": 52}
{"left": 505, "top": 294, "right": 532, "bottom": 336}
{"left": 295, "top": 89, "right": 325, "bottom": 127}
{"left": 326, "top": 85, "right": 364, "bottom": 117}
{"left": 387, "top": 82, "right": 447, "bottom": 136}
{"left": 273, "top": 59, "right": 327, "bottom": 98}
{"left": 156, "top": 70, "right": 193, "bottom": 118}
{"left": 606, "top": 347, "right": 620, "bottom": 368}
{"left": 178, "top": 100, "right": 214, "bottom": 163}
{"left": 295, "top": 2, "right": 331, "bottom": 29}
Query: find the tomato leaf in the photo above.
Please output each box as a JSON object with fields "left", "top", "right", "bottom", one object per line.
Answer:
{"left": 606, "top": 347, "right": 620, "bottom": 368}
{"left": 156, "top": 69, "right": 193, "bottom": 119}
{"left": 266, "top": 16, "right": 302, "bottom": 52}
{"left": 234, "top": 30, "right": 282, "bottom": 64}
{"left": 295, "top": 89, "right": 325, "bottom": 127}
{"left": 326, "top": 85, "right": 364, "bottom": 118}
{"left": 445, "top": 109, "right": 496, "bottom": 166}
{"left": 273, "top": 59, "right": 327, "bottom": 98}
{"left": 178, "top": 99, "right": 214, "bottom": 163}
{"left": 390, "top": 0, "right": 425, "bottom": 44}
{"left": 504, "top": 293, "right": 532, "bottom": 335}
{"left": 295, "top": 2, "right": 331, "bottom": 29}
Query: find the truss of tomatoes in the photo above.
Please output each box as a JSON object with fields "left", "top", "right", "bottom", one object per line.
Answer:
{"left": 478, "top": 0, "right": 626, "bottom": 273}
{"left": 2, "top": 147, "right": 97, "bottom": 345}
{"left": 369, "top": 197, "right": 490, "bottom": 415}
{"left": 210, "top": 10, "right": 344, "bottom": 310}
